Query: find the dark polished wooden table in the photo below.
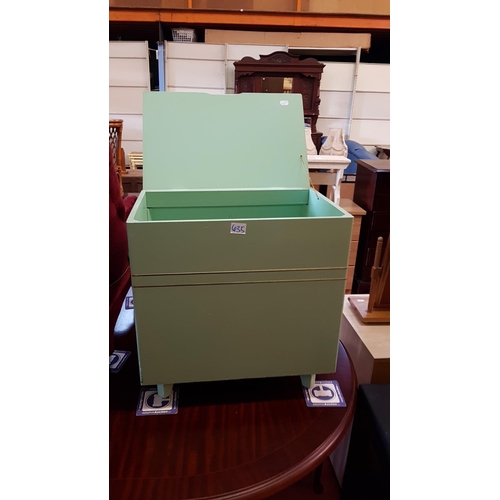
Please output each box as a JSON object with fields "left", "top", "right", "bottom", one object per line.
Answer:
{"left": 110, "top": 327, "right": 356, "bottom": 500}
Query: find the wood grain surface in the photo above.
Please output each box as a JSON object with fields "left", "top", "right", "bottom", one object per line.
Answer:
{"left": 110, "top": 336, "right": 356, "bottom": 500}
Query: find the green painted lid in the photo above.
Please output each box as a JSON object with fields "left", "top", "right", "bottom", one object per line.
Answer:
{"left": 142, "top": 92, "right": 310, "bottom": 191}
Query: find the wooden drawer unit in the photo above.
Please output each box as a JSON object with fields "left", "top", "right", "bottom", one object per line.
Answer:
{"left": 352, "top": 159, "right": 390, "bottom": 294}
{"left": 339, "top": 199, "right": 366, "bottom": 294}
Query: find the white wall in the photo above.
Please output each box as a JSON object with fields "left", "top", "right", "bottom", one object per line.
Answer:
{"left": 164, "top": 41, "right": 286, "bottom": 94}
{"left": 166, "top": 42, "right": 226, "bottom": 94}
{"left": 317, "top": 62, "right": 389, "bottom": 150}
{"left": 109, "top": 41, "right": 150, "bottom": 166}
{"left": 109, "top": 41, "right": 390, "bottom": 159}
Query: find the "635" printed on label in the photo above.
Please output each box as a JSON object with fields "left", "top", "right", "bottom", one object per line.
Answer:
{"left": 230, "top": 223, "right": 247, "bottom": 235}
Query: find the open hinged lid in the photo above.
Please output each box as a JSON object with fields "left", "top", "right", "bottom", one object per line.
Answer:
{"left": 142, "top": 92, "right": 310, "bottom": 191}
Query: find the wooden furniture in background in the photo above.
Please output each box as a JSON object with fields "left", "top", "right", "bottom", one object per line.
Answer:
{"left": 109, "top": 119, "right": 127, "bottom": 174}
{"left": 109, "top": 119, "right": 127, "bottom": 196}
{"left": 375, "top": 145, "right": 390, "bottom": 159}
{"left": 352, "top": 159, "right": 390, "bottom": 294}
{"left": 110, "top": 336, "right": 356, "bottom": 500}
{"left": 121, "top": 169, "right": 143, "bottom": 195}
{"left": 338, "top": 199, "right": 366, "bottom": 294}
{"left": 339, "top": 181, "right": 355, "bottom": 201}
{"left": 234, "top": 51, "right": 325, "bottom": 152}
{"left": 367, "top": 235, "right": 390, "bottom": 312}
{"left": 340, "top": 295, "right": 390, "bottom": 385}
{"left": 128, "top": 151, "right": 143, "bottom": 169}
{"left": 349, "top": 235, "right": 390, "bottom": 323}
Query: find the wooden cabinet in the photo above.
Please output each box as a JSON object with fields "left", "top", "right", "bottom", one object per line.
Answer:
{"left": 234, "top": 51, "right": 325, "bottom": 152}
{"left": 338, "top": 199, "right": 366, "bottom": 294}
{"left": 352, "top": 159, "right": 390, "bottom": 294}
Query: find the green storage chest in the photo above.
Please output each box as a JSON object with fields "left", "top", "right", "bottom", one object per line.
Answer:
{"left": 127, "top": 92, "right": 353, "bottom": 397}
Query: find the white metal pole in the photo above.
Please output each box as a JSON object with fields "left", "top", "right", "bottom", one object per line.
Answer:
{"left": 347, "top": 47, "right": 361, "bottom": 140}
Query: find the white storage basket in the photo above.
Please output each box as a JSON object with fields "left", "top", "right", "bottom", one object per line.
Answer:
{"left": 171, "top": 28, "right": 197, "bottom": 43}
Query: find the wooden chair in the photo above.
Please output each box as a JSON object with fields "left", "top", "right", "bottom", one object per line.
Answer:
{"left": 109, "top": 119, "right": 126, "bottom": 196}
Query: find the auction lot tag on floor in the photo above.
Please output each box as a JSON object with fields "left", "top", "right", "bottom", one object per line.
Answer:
{"left": 109, "top": 350, "right": 131, "bottom": 373}
{"left": 136, "top": 386, "right": 179, "bottom": 416}
{"left": 303, "top": 380, "right": 346, "bottom": 408}
{"left": 125, "top": 296, "right": 134, "bottom": 309}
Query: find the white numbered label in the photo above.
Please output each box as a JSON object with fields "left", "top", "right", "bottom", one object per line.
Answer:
{"left": 230, "top": 223, "right": 247, "bottom": 235}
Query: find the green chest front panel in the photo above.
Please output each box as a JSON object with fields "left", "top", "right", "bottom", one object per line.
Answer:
{"left": 133, "top": 279, "right": 344, "bottom": 385}
{"left": 126, "top": 92, "right": 353, "bottom": 387}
